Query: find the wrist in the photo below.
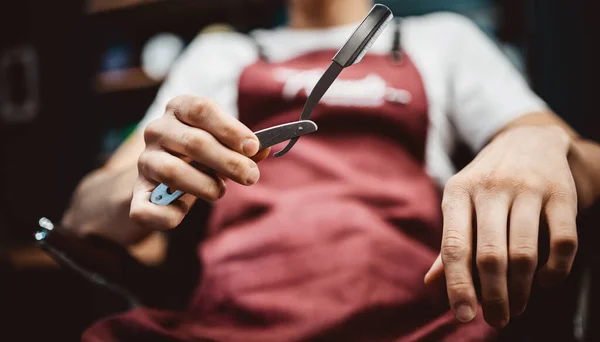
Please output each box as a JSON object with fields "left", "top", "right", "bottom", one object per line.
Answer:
{"left": 496, "top": 124, "right": 572, "bottom": 154}
{"left": 61, "top": 167, "right": 136, "bottom": 236}
{"left": 497, "top": 124, "right": 597, "bottom": 207}
{"left": 568, "top": 139, "right": 600, "bottom": 208}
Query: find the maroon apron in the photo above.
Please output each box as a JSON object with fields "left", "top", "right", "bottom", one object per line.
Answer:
{"left": 82, "top": 38, "right": 495, "bottom": 342}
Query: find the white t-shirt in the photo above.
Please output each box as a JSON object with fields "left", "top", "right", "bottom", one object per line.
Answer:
{"left": 138, "top": 12, "right": 547, "bottom": 187}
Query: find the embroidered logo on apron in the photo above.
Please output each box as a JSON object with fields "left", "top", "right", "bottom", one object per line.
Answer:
{"left": 275, "top": 67, "right": 412, "bottom": 106}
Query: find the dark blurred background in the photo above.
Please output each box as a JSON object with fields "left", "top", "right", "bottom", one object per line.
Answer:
{"left": 0, "top": 0, "right": 597, "bottom": 341}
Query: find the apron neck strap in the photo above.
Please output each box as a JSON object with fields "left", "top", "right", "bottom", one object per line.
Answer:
{"left": 391, "top": 17, "right": 404, "bottom": 63}
{"left": 254, "top": 17, "right": 405, "bottom": 63}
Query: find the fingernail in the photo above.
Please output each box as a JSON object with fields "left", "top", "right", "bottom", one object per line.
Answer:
{"left": 455, "top": 304, "right": 475, "bottom": 323}
{"left": 242, "top": 138, "right": 260, "bottom": 157}
{"left": 511, "top": 305, "right": 526, "bottom": 317}
{"left": 423, "top": 270, "right": 432, "bottom": 284}
{"left": 496, "top": 318, "right": 509, "bottom": 329}
{"left": 218, "top": 181, "right": 227, "bottom": 199}
{"left": 246, "top": 166, "right": 260, "bottom": 185}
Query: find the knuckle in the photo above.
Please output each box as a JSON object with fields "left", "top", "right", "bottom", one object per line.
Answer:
{"left": 137, "top": 152, "right": 152, "bottom": 176}
{"left": 509, "top": 246, "right": 538, "bottom": 272}
{"left": 219, "top": 123, "right": 241, "bottom": 145}
{"left": 180, "top": 130, "right": 207, "bottom": 156}
{"left": 189, "top": 96, "right": 215, "bottom": 125}
{"left": 166, "top": 95, "right": 188, "bottom": 114}
{"left": 473, "top": 171, "right": 546, "bottom": 198}
{"left": 477, "top": 246, "right": 507, "bottom": 273}
{"left": 143, "top": 120, "right": 164, "bottom": 144}
{"left": 476, "top": 172, "right": 515, "bottom": 194}
{"left": 518, "top": 178, "right": 546, "bottom": 196}
{"left": 441, "top": 230, "right": 470, "bottom": 262}
{"left": 77, "top": 222, "right": 97, "bottom": 237}
{"left": 442, "top": 178, "right": 470, "bottom": 210}
{"left": 447, "top": 278, "right": 472, "bottom": 293}
{"left": 548, "top": 184, "right": 577, "bottom": 204}
{"left": 483, "top": 295, "right": 508, "bottom": 308}
{"left": 225, "top": 157, "right": 249, "bottom": 178}
{"left": 168, "top": 95, "right": 217, "bottom": 126}
{"left": 165, "top": 214, "right": 184, "bottom": 230}
{"left": 179, "top": 200, "right": 193, "bottom": 214}
{"left": 552, "top": 234, "right": 578, "bottom": 258}
{"left": 202, "top": 178, "right": 222, "bottom": 202}
{"left": 165, "top": 97, "right": 179, "bottom": 112}
{"left": 157, "top": 158, "right": 180, "bottom": 185}
{"left": 444, "top": 176, "right": 470, "bottom": 196}
{"left": 129, "top": 205, "right": 152, "bottom": 226}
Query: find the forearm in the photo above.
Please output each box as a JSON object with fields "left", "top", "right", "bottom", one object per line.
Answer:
{"left": 568, "top": 138, "right": 600, "bottom": 209}
{"left": 61, "top": 165, "right": 167, "bottom": 264}
{"left": 61, "top": 165, "right": 138, "bottom": 241}
{"left": 62, "top": 131, "right": 147, "bottom": 242}
{"left": 498, "top": 110, "right": 600, "bottom": 208}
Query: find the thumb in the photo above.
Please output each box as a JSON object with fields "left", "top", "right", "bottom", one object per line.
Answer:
{"left": 424, "top": 254, "right": 445, "bottom": 286}
{"left": 252, "top": 147, "right": 272, "bottom": 163}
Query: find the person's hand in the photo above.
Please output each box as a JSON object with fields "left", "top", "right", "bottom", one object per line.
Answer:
{"left": 425, "top": 125, "right": 579, "bottom": 329}
{"left": 130, "top": 95, "right": 270, "bottom": 231}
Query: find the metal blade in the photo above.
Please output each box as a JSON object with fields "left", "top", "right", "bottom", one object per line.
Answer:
{"left": 273, "top": 62, "right": 343, "bottom": 157}
{"left": 256, "top": 120, "right": 318, "bottom": 149}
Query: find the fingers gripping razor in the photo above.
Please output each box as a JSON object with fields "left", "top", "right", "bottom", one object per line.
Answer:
{"left": 150, "top": 120, "right": 318, "bottom": 206}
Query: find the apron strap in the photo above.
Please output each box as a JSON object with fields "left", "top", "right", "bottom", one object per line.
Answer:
{"left": 391, "top": 17, "right": 404, "bottom": 63}
{"left": 253, "top": 18, "right": 405, "bottom": 64}
{"left": 251, "top": 33, "right": 269, "bottom": 62}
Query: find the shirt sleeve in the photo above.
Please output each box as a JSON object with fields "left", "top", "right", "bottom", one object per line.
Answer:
{"left": 444, "top": 13, "right": 548, "bottom": 152}
{"left": 136, "top": 31, "right": 259, "bottom": 131}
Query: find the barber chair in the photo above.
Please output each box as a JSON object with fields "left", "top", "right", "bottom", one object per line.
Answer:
{"left": 34, "top": 202, "right": 211, "bottom": 312}
{"left": 33, "top": 192, "right": 599, "bottom": 341}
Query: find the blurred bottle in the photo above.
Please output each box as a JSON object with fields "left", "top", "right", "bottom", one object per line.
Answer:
{"left": 101, "top": 42, "right": 133, "bottom": 72}
{"left": 141, "top": 33, "right": 185, "bottom": 81}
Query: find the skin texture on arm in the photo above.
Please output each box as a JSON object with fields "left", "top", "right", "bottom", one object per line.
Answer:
{"left": 425, "top": 110, "right": 600, "bottom": 328}
{"left": 61, "top": 130, "right": 168, "bottom": 265}
{"left": 500, "top": 111, "right": 600, "bottom": 208}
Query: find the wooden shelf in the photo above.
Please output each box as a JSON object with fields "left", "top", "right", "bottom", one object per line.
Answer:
{"left": 95, "top": 67, "right": 163, "bottom": 93}
{"left": 86, "top": 0, "right": 163, "bottom": 14}
{"left": 87, "top": 1, "right": 284, "bottom": 94}
{"left": 85, "top": 0, "right": 284, "bottom": 30}
{"left": 0, "top": 243, "right": 58, "bottom": 270}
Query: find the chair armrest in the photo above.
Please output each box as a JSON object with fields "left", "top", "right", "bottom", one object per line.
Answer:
{"left": 576, "top": 200, "right": 600, "bottom": 342}
{"left": 33, "top": 217, "right": 166, "bottom": 309}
